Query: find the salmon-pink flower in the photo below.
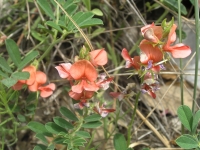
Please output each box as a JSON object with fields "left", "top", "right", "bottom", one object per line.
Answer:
{"left": 163, "top": 24, "right": 191, "bottom": 58}
{"left": 121, "top": 48, "right": 140, "bottom": 69}
{"left": 28, "top": 71, "right": 47, "bottom": 92}
{"left": 69, "top": 90, "right": 94, "bottom": 100}
{"left": 140, "top": 40, "right": 163, "bottom": 64}
{"left": 90, "top": 49, "right": 108, "bottom": 66}
{"left": 141, "top": 23, "right": 163, "bottom": 43}
{"left": 71, "top": 80, "right": 99, "bottom": 93}
{"left": 70, "top": 60, "right": 97, "bottom": 82}
{"left": 55, "top": 63, "right": 72, "bottom": 80}
{"left": 70, "top": 60, "right": 99, "bottom": 93}
{"left": 38, "top": 83, "right": 56, "bottom": 98}
{"left": 12, "top": 65, "right": 36, "bottom": 90}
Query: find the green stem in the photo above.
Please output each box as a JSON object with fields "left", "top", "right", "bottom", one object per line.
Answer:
{"left": 192, "top": 0, "right": 200, "bottom": 113}
{"left": 178, "top": 0, "right": 184, "bottom": 134}
{"left": 127, "top": 91, "right": 141, "bottom": 145}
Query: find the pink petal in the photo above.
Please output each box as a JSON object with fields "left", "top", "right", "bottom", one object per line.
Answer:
{"left": 69, "top": 90, "right": 82, "bottom": 100}
{"left": 83, "top": 81, "right": 99, "bottom": 92}
{"left": 71, "top": 80, "right": 84, "bottom": 93}
{"left": 90, "top": 49, "right": 108, "bottom": 66}
{"left": 70, "top": 60, "right": 97, "bottom": 82}
{"left": 38, "top": 83, "right": 56, "bottom": 98}
{"left": 168, "top": 44, "right": 191, "bottom": 58}
{"left": 139, "top": 39, "right": 163, "bottom": 64}
{"left": 121, "top": 48, "right": 132, "bottom": 61}
{"left": 55, "top": 63, "right": 72, "bottom": 79}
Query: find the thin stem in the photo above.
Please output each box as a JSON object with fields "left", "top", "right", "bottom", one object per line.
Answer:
{"left": 53, "top": 0, "right": 94, "bottom": 51}
{"left": 192, "top": 0, "right": 200, "bottom": 113}
{"left": 178, "top": 0, "right": 184, "bottom": 134}
{"left": 127, "top": 91, "right": 141, "bottom": 145}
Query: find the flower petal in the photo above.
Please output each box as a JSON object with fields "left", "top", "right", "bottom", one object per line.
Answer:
{"left": 38, "top": 83, "right": 56, "bottom": 98}
{"left": 35, "top": 71, "right": 47, "bottom": 84}
{"left": 84, "top": 60, "right": 98, "bottom": 81}
{"left": 139, "top": 39, "right": 163, "bottom": 64}
{"left": 70, "top": 60, "right": 97, "bottom": 81}
{"left": 90, "top": 49, "right": 108, "bottom": 66}
{"left": 83, "top": 81, "right": 99, "bottom": 92}
{"left": 55, "top": 63, "right": 72, "bottom": 79}
{"left": 166, "top": 43, "right": 191, "bottom": 58}
{"left": 21, "top": 65, "right": 36, "bottom": 85}
{"left": 121, "top": 48, "right": 132, "bottom": 61}
{"left": 72, "top": 80, "right": 84, "bottom": 93}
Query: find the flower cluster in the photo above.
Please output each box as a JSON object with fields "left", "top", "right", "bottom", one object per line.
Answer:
{"left": 55, "top": 48, "right": 114, "bottom": 117}
{"left": 121, "top": 19, "right": 191, "bottom": 98}
{"left": 13, "top": 65, "right": 56, "bottom": 98}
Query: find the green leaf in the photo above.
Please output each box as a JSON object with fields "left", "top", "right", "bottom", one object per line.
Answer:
{"left": 0, "top": 70, "right": 8, "bottom": 77}
{"left": 162, "top": 0, "right": 187, "bottom": 15}
{"left": 45, "top": 122, "right": 67, "bottom": 134}
{"left": 176, "top": 134, "right": 198, "bottom": 149}
{"left": 177, "top": 105, "right": 193, "bottom": 131}
{"left": 53, "top": 116, "right": 74, "bottom": 129}
{"left": 92, "top": 8, "right": 103, "bottom": 16}
{"left": 192, "top": 110, "right": 200, "bottom": 134}
{"left": 82, "top": 121, "right": 102, "bottom": 128}
{"left": 82, "top": 0, "right": 91, "bottom": 10}
{"left": 190, "top": 0, "right": 195, "bottom": 6}
{"left": 5, "top": 39, "right": 21, "bottom": 67}
{"left": 84, "top": 114, "right": 101, "bottom": 122}
{"left": 59, "top": 107, "right": 78, "bottom": 121}
{"left": 18, "top": 51, "right": 39, "bottom": 70}
{"left": 17, "top": 114, "right": 26, "bottom": 122}
{"left": 46, "top": 21, "right": 63, "bottom": 32}
{"left": 27, "top": 92, "right": 37, "bottom": 103}
{"left": 79, "top": 18, "right": 103, "bottom": 28}
{"left": 33, "top": 144, "right": 47, "bottom": 150}
{"left": 65, "top": 4, "right": 78, "bottom": 16}
{"left": 68, "top": 12, "right": 103, "bottom": 31}
{"left": 35, "top": 133, "right": 48, "bottom": 145}
{"left": 27, "top": 121, "right": 52, "bottom": 136}
{"left": 73, "top": 137, "right": 86, "bottom": 143}
{"left": 37, "top": 0, "right": 55, "bottom": 20}
{"left": 53, "top": 137, "right": 65, "bottom": 144}
{"left": 75, "top": 131, "right": 90, "bottom": 138}
{"left": 31, "top": 30, "right": 46, "bottom": 42}
{"left": 47, "top": 144, "right": 55, "bottom": 150}
{"left": 11, "top": 71, "right": 30, "bottom": 80}
{"left": 91, "top": 27, "right": 105, "bottom": 38}
{"left": 1, "top": 78, "right": 17, "bottom": 88}
{"left": 0, "top": 56, "right": 12, "bottom": 73}
{"left": 26, "top": 104, "right": 36, "bottom": 111}
{"left": 113, "top": 133, "right": 128, "bottom": 150}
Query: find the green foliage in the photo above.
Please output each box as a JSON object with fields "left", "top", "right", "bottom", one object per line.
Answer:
{"left": 59, "top": 106, "right": 78, "bottom": 121}
{"left": 5, "top": 39, "right": 21, "bottom": 67}
{"left": 177, "top": 105, "right": 193, "bottom": 132}
{"left": 176, "top": 134, "right": 198, "bottom": 149}
{"left": 176, "top": 105, "right": 200, "bottom": 149}
{"left": 82, "top": 121, "right": 102, "bottom": 128}
{"left": 161, "top": 0, "right": 187, "bottom": 15}
{"left": 113, "top": 133, "right": 128, "bottom": 150}
{"left": 37, "top": 0, "right": 103, "bottom": 35}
